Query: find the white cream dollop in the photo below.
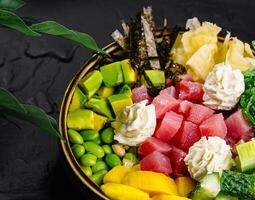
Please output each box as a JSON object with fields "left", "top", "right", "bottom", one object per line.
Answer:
{"left": 203, "top": 63, "right": 245, "bottom": 110}
{"left": 112, "top": 100, "right": 156, "bottom": 146}
{"left": 184, "top": 136, "right": 234, "bottom": 181}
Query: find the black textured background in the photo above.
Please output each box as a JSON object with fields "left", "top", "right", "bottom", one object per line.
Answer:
{"left": 0, "top": 0, "right": 254, "bottom": 199}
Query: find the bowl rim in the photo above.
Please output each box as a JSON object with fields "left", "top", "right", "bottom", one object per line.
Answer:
{"left": 59, "top": 41, "right": 121, "bottom": 200}
{"left": 58, "top": 30, "right": 238, "bottom": 199}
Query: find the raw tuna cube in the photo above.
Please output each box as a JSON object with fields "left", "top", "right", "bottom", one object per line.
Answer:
{"left": 186, "top": 103, "right": 214, "bottom": 125}
{"left": 165, "top": 78, "right": 173, "bottom": 87}
{"left": 174, "top": 121, "right": 200, "bottom": 151}
{"left": 177, "top": 100, "right": 193, "bottom": 117}
{"left": 159, "top": 86, "right": 178, "bottom": 99}
{"left": 132, "top": 86, "right": 152, "bottom": 103}
{"left": 140, "top": 151, "right": 172, "bottom": 175}
{"left": 225, "top": 109, "right": 254, "bottom": 143}
{"left": 178, "top": 74, "right": 193, "bottom": 81}
{"left": 152, "top": 93, "right": 179, "bottom": 119}
{"left": 169, "top": 146, "right": 189, "bottom": 178}
{"left": 200, "top": 113, "right": 227, "bottom": 139}
{"left": 138, "top": 137, "right": 172, "bottom": 157}
{"left": 154, "top": 111, "right": 183, "bottom": 142}
{"left": 179, "top": 80, "right": 204, "bottom": 103}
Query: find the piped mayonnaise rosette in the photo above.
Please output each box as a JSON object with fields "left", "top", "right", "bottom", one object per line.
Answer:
{"left": 184, "top": 136, "right": 234, "bottom": 181}
{"left": 112, "top": 100, "right": 156, "bottom": 146}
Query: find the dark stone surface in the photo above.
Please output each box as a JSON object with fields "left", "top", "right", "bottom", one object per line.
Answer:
{"left": 0, "top": 0, "right": 254, "bottom": 199}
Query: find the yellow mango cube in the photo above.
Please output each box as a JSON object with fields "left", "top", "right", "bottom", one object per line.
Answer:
{"left": 122, "top": 170, "right": 178, "bottom": 196}
{"left": 103, "top": 166, "right": 131, "bottom": 184}
{"left": 175, "top": 177, "right": 196, "bottom": 197}
{"left": 152, "top": 194, "right": 191, "bottom": 200}
{"left": 101, "top": 183, "right": 150, "bottom": 200}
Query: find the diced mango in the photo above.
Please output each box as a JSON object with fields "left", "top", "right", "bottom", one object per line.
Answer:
{"left": 122, "top": 171, "right": 178, "bottom": 196}
{"left": 131, "top": 164, "right": 140, "bottom": 171}
{"left": 93, "top": 113, "right": 107, "bottom": 131}
{"left": 151, "top": 194, "right": 191, "bottom": 200}
{"left": 103, "top": 166, "right": 131, "bottom": 184}
{"left": 175, "top": 177, "right": 196, "bottom": 197}
{"left": 101, "top": 183, "right": 150, "bottom": 200}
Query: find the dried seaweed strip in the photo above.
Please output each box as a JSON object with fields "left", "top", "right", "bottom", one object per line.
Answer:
{"left": 141, "top": 7, "right": 160, "bottom": 70}
{"left": 111, "top": 30, "right": 125, "bottom": 49}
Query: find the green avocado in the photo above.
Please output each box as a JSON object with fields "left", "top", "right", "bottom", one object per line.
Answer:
{"left": 93, "top": 113, "right": 107, "bottom": 131}
{"left": 100, "top": 62, "right": 124, "bottom": 87}
{"left": 85, "top": 98, "right": 113, "bottom": 118}
{"left": 79, "top": 70, "right": 103, "bottom": 98}
{"left": 108, "top": 94, "right": 133, "bottom": 116}
{"left": 69, "top": 87, "right": 87, "bottom": 111}
{"left": 121, "top": 59, "right": 137, "bottom": 84}
{"left": 116, "top": 84, "right": 132, "bottom": 97}
{"left": 67, "top": 109, "right": 94, "bottom": 130}
{"left": 97, "top": 86, "right": 114, "bottom": 99}
{"left": 144, "top": 70, "right": 165, "bottom": 88}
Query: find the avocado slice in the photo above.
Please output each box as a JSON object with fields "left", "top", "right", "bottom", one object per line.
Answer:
{"left": 121, "top": 59, "right": 137, "bottom": 84}
{"left": 116, "top": 84, "right": 132, "bottom": 97}
{"left": 79, "top": 70, "right": 103, "bottom": 98}
{"left": 85, "top": 98, "right": 113, "bottom": 118}
{"left": 100, "top": 61, "right": 124, "bottom": 87}
{"left": 108, "top": 94, "right": 133, "bottom": 116}
{"left": 69, "top": 87, "right": 87, "bottom": 111}
{"left": 97, "top": 86, "right": 114, "bottom": 99}
{"left": 141, "top": 75, "right": 149, "bottom": 87}
{"left": 144, "top": 70, "right": 165, "bottom": 88}
{"left": 67, "top": 109, "right": 94, "bottom": 130}
{"left": 93, "top": 113, "right": 107, "bottom": 131}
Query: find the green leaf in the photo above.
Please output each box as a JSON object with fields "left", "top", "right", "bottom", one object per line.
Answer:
{"left": 252, "top": 41, "right": 255, "bottom": 50}
{"left": 0, "top": 87, "right": 62, "bottom": 138}
{"left": 0, "top": 9, "right": 40, "bottom": 36}
{"left": 0, "top": 0, "right": 25, "bottom": 11}
{"left": 30, "top": 20, "right": 107, "bottom": 54}
{"left": 0, "top": 87, "right": 26, "bottom": 113}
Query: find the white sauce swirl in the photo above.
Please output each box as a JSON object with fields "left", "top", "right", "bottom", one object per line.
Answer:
{"left": 112, "top": 100, "right": 156, "bottom": 146}
{"left": 184, "top": 136, "right": 234, "bottom": 181}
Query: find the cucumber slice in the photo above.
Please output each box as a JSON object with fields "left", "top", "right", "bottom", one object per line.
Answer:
{"left": 236, "top": 140, "right": 255, "bottom": 172}
{"left": 215, "top": 194, "right": 238, "bottom": 200}
{"left": 191, "top": 173, "right": 220, "bottom": 200}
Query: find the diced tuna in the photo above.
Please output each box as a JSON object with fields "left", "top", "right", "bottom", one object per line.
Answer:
{"left": 179, "top": 80, "right": 204, "bottom": 103}
{"left": 200, "top": 113, "right": 227, "bottom": 139}
{"left": 154, "top": 111, "right": 183, "bottom": 142}
{"left": 152, "top": 93, "right": 179, "bottom": 119}
{"left": 186, "top": 103, "right": 214, "bottom": 125}
{"left": 174, "top": 121, "right": 201, "bottom": 151}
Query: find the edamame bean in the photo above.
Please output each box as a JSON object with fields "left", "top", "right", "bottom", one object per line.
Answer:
{"left": 81, "top": 166, "right": 92, "bottom": 177}
{"left": 80, "top": 130, "right": 99, "bottom": 141}
{"left": 102, "top": 144, "right": 112, "bottom": 154}
{"left": 91, "top": 137, "right": 102, "bottom": 145}
{"left": 101, "top": 127, "right": 114, "bottom": 144}
{"left": 71, "top": 144, "right": 85, "bottom": 159}
{"left": 127, "top": 146, "right": 137, "bottom": 154}
{"left": 91, "top": 169, "right": 108, "bottom": 185}
{"left": 68, "top": 129, "right": 83, "bottom": 144}
{"left": 112, "top": 144, "right": 125, "bottom": 157}
{"left": 105, "top": 153, "right": 121, "bottom": 168}
{"left": 84, "top": 141, "right": 105, "bottom": 158}
{"left": 80, "top": 153, "right": 97, "bottom": 167}
{"left": 123, "top": 152, "right": 138, "bottom": 164}
{"left": 92, "top": 160, "right": 108, "bottom": 173}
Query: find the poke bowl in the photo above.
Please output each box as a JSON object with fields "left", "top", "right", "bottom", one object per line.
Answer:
{"left": 59, "top": 7, "right": 255, "bottom": 200}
